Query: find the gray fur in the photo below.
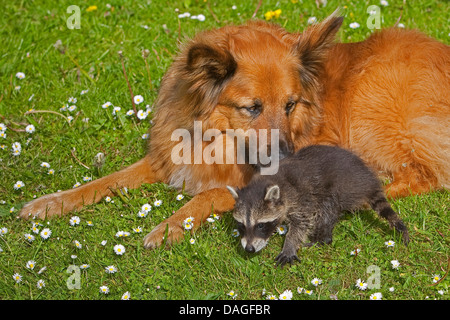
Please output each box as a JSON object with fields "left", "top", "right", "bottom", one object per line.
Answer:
{"left": 228, "top": 145, "right": 409, "bottom": 267}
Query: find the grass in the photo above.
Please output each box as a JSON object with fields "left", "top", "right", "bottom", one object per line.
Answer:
{"left": 0, "top": 0, "right": 449, "bottom": 300}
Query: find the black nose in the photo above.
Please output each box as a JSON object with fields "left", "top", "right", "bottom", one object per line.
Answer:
{"left": 245, "top": 244, "right": 255, "bottom": 253}
{"left": 279, "top": 139, "right": 294, "bottom": 160}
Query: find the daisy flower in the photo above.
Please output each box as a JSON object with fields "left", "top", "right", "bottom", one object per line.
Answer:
{"left": 134, "top": 95, "right": 144, "bottom": 105}
{"left": 121, "top": 291, "right": 131, "bottom": 300}
{"left": 133, "top": 226, "right": 143, "bottom": 233}
{"left": 48, "top": 169, "right": 55, "bottom": 175}
{"left": 13, "top": 273, "right": 22, "bottom": 283}
{"left": 0, "top": 123, "right": 6, "bottom": 131}
{"left": 25, "top": 124, "right": 35, "bottom": 133}
{"left": 82, "top": 176, "right": 92, "bottom": 182}
{"left": 73, "top": 182, "right": 81, "bottom": 188}
{"left": 68, "top": 97, "right": 77, "bottom": 104}
{"left": 38, "top": 266, "right": 47, "bottom": 275}
{"left": 16, "top": 72, "right": 25, "bottom": 79}
{"left": 40, "top": 162, "right": 50, "bottom": 168}
{"left": 380, "top": 0, "right": 389, "bottom": 6}
{"left": 355, "top": 279, "right": 368, "bottom": 290}
{"left": 136, "top": 110, "right": 148, "bottom": 120}
{"left": 24, "top": 233, "right": 35, "bottom": 242}
{"left": 112, "top": 106, "right": 121, "bottom": 115}
{"left": 369, "top": 292, "right": 383, "bottom": 300}
{"left": 391, "top": 260, "right": 400, "bottom": 269}
{"left": 304, "top": 289, "right": 313, "bottom": 295}
{"left": 0, "top": 132, "right": 6, "bottom": 139}
{"left": 69, "top": 216, "right": 81, "bottom": 226}
{"left": 74, "top": 240, "right": 82, "bottom": 249}
{"left": 102, "top": 102, "right": 112, "bottom": 109}
{"left": 350, "top": 248, "right": 361, "bottom": 255}
{"left": 104, "top": 196, "right": 112, "bottom": 203}
{"left": 100, "top": 286, "right": 109, "bottom": 294}
{"left": 0, "top": 227, "right": 8, "bottom": 236}
{"left": 114, "top": 244, "right": 126, "bottom": 255}
{"left": 189, "top": 238, "right": 195, "bottom": 244}
{"left": 86, "top": 221, "right": 94, "bottom": 227}
{"left": 231, "top": 229, "right": 240, "bottom": 237}
{"left": 32, "top": 225, "right": 40, "bottom": 234}
{"left": 183, "top": 217, "right": 194, "bottom": 230}
{"left": 266, "top": 295, "right": 277, "bottom": 300}
{"left": 37, "top": 279, "right": 45, "bottom": 289}
{"left": 311, "top": 278, "right": 322, "bottom": 287}
{"left": 277, "top": 225, "right": 287, "bottom": 235}
{"left": 115, "top": 231, "right": 130, "bottom": 238}
{"left": 349, "top": 22, "right": 360, "bottom": 29}
{"left": 307, "top": 16, "right": 317, "bottom": 24}
{"left": 227, "top": 290, "right": 237, "bottom": 299}
{"left": 141, "top": 203, "right": 152, "bottom": 212}
{"left": 101, "top": 240, "right": 107, "bottom": 246}
{"left": 40, "top": 228, "right": 52, "bottom": 240}
{"left": 26, "top": 260, "right": 36, "bottom": 270}
{"left": 176, "top": 194, "right": 184, "bottom": 201}
{"left": 126, "top": 110, "right": 135, "bottom": 116}
{"left": 105, "top": 265, "right": 117, "bottom": 274}
{"left": 80, "top": 89, "right": 89, "bottom": 95}
{"left": 432, "top": 274, "right": 441, "bottom": 283}
{"left": 137, "top": 210, "right": 148, "bottom": 218}
{"left": 80, "top": 264, "right": 90, "bottom": 269}
{"left": 154, "top": 199, "right": 162, "bottom": 207}
{"left": 68, "top": 105, "right": 77, "bottom": 112}
{"left": 385, "top": 240, "right": 395, "bottom": 247}
{"left": 13, "top": 181, "right": 25, "bottom": 190}
{"left": 279, "top": 289, "right": 293, "bottom": 300}
{"left": 142, "top": 133, "right": 149, "bottom": 139}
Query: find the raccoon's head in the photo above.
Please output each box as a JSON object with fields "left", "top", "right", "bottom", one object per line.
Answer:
{"left": 227, "top": 183, "right": 287, "bottom": 253}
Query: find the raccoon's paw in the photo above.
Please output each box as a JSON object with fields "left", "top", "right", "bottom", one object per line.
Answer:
{"left": 143, "top": 220, "right": 184, "bottom": 249}
{"left": 275, "top": 252, "right": 301, "bottom": 267}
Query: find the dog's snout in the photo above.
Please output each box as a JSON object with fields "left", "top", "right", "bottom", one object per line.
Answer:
{"left": 279, "top": 139, "right": 294, "bottom": 160}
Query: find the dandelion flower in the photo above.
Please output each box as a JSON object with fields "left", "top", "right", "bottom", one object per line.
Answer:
{"left": 391, "top": 260, "right": 400, "bottom": 269}
{"left": 13, "top": 273, "right": 22, "bottom": 283}
{"left": 385, "top": 240, "right": 395, "bottom": 247}
{"left": 141, "top": 203, "right": 152, "bottom": 212}
{"left": 100, "top": 286, "right": 110, "bottom": 294}
{"left": 154, "top": 199, "right": 162, "bottom": 207}
{"left": 114, "top": 244, "right": 126, "bottom": 255}
{"left": 37, "top": 279, "right": 45, "bottom": 289}
{"left": 16, "top": 72, "right": 25, "bottom": 79}
{"left": 69, "top": 216, "right": 81, "bottom": 226}
{"left": 105, "top": 265, "right": 117, "bottom": 274}
{"left": 279, "top": 289, "right": 293, "bottom": 300}
{"left": 349, "top": 22, "right": 360, "bottom": 29}
{"left": 26, "top": 260, "right": 36, "bottom": 270}
{"left": 369, "top": 292, "right": 383, "bottom": 300}
{"left": 121, "top": 291, "right": 131, "bottom": 300}
{"left": 40, "top": 228, "right": 52, "bottom": 240}
{"left": 176, "top": 194, "right": 184, "bottom": 201}
{"left": 13, "top": 181, "right": 25, "bottom": 190}
{"left": 134, "top": 95, "right": 144, "bottom": 105}
{"left": 311, "top": 278, "right": 322, "bottom": 286}
{"left": 355, "top": 279, "right": 368, "bottom": 290}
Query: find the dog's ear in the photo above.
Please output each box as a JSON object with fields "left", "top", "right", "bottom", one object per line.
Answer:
{"left": 186, "top": 43, "right": 237, "bottom": 88}
{"left": 294, "top": 9, "right": 343, "bottom": 103}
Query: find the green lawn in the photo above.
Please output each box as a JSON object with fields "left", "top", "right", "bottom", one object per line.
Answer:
{"left": 0, "top": 0, "right": 448, "bottom": 300}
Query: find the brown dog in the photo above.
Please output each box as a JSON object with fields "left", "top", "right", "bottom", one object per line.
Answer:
{"left": 18, "top": 12, "right": 450, "bottom": 249}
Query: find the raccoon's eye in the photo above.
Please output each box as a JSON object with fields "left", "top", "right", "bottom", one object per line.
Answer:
{"left": 285, "top": 101, "right": 296, "bottom": 115}
{"left": 256, "top": 223, "right": 265, "bottom": 230}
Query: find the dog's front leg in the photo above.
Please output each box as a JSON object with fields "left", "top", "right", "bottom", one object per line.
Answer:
{"left": 143, "top": 187, "right": 235, "bottom": 249}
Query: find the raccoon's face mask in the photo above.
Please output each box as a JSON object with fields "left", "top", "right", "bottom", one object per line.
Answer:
{"left": 227, "top": 185, "right": 283, "bottom": 253}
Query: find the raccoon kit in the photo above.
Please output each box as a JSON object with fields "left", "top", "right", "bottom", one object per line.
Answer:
{"left": 227, "top": 145, "right": 409, "bottom": 266}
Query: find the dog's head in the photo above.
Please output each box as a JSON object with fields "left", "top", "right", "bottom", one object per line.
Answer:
{"left": 153, "top": 11, "right": 343, "bottom": 174}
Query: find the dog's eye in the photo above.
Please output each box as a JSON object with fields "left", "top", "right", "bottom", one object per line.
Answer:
{"left": 285, "top": 101, "right": 296, "bottom": 115}
{"left": 243, "top": 104, "right": 261, "bottom": 116}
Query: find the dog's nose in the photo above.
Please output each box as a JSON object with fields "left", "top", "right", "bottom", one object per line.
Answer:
{"left": 279, "top": 139, "right": 294, "bottom": 160}
{"left": 245, "top": 244, "right": 255, "bottom": 253}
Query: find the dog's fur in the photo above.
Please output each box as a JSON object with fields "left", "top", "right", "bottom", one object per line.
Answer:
{"left": 228, "top": 145, "right": 409, "bottom": 266}
{"left": 18, "top": 12, "right": 449, "bottom": 249}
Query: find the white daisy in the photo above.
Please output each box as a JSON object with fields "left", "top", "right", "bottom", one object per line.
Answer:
{"left": 385, "top": 240, "right": 395, "bottom": 247}
{"left": 121, "top": 291, "right": 131, "bottom": 300}
{"left": 183, "top": 217, "right": 195, "bottom": 230}
{"left": 0, "top": 131, "right": 6, "bottom": 139}
{"left": 136, "top": 110, "right": 148, "bottom": 120}
{"left": 0, "top": 227, "right": 8, "bottom": 236}
{"left": 40, "top": 162, "right": 50, "bottom": 168}
{"left": 24, "top": 233, "right": 35, "bottom": 242}
{"left": 74, "top": 240, "right": 82, "bottom": 249}
{"left": 80, "top": 89, "right": 89, "bottom": 95}
{"left": 69, "top": 216, "right": 81, "bottom": 226}
{"left": 40, "top": 228, "right": 52, "bottom": 240}
{"left": 37, "top": 279, "right": 45, "bottom": 289}
{"left": 68, "top": 105, "right": 77, "bottom": 112}
{"left": 137, "top": 210, "right": 148, "bottom": 218}
{"left": 102, "top": 101, "right": 112, "bottom": 109}
{"left": 231, "top": 229, "right": 240, "bottom": 237}
{"left": 114, "top": 244, "right": 126, "bottom": 255}
{"left": 26, "top": 260, "right": 36, "bottom": 270}
{"left": 105, "top": 265, "right": 117, "bottom": 273}
{"left": 311, "top": 278, "right": 322, "bottom": 286}
{"left": 141, "top": 203, "right": 152, "bottom": 212}
{"left": 176, "top": 194, "right": 184, "bottom": 201}
{"left": 13, "top": 181, "right": 25, "bottom": 190}
{"left": 355, "top": 279, "right": 368, "bottom": 290}
{"left": 277, "top": 225, "right": 287, "bottom": 235}
{"left": 13, "top": 273, "right": 23, "bottom": 283}
{"left": 25, "top": 124, "right": 35, "bottom": 133}
{"left": 279, "top": 289, "right": 293, "bottom": 300}
{"left": 100, "top": 285, "right": 109, "bottom": 294}
{"left": 133, "top": 95, "right": 144, "bottom": 105}
{"left": 126, "top": 110, "right": 135, "bottom": 116}
{"left": 369, "top": 292, "right": 383, "bottom": 300}
{"left": 349, "top": 22, "right": 360, "bottom": 29}
{"left": 16, "top": 72, "right": 25, "bottom": 79}
{"left": 307, "top": 16, "right": 317, "bottom": 24}
{"left": 68, "top": 97, "right": 77, "bottom": 103}
{"left": 391, "top": 260, "right": 400, "bottom": 269}
{"left": 154, "top": 200, "right": 162, "bottom": 207}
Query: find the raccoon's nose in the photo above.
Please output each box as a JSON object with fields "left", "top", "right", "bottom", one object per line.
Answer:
{"left": 245, "top": 244, "right": 255, "bottom": 253}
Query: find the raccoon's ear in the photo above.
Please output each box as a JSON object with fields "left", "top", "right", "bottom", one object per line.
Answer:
{"left": 264, "top": 185, "right": 280, "bottom": 202}
{"left": 294, "top": 9, "right": 343, "bottom": 104}
{"left": 186, "top": 43, "right": 237, "bottom": 88}
{"left": 226, "top": 186, "right": 240, "bottom": 200}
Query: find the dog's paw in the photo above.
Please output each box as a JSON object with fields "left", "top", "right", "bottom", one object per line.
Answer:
{"left": 143, "top": 220, "right": 185, "bottom": 249}
{"left": 18, "top": 193, "right": 64, "bottom": 220}
{"left": 275, "top": 251, "right": 301, "bottom": 267}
